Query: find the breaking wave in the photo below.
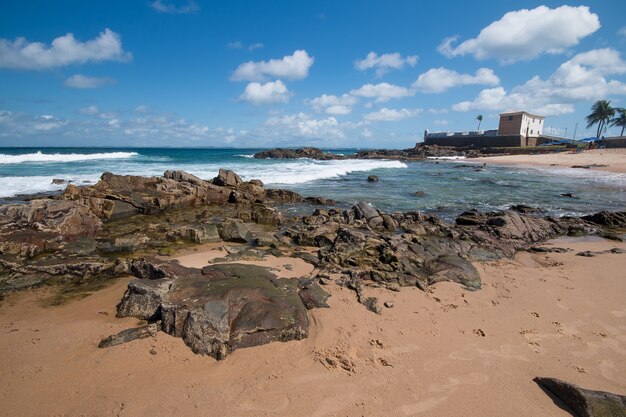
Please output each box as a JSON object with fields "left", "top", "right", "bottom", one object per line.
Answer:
{"left": 218, "top": 158, "right": 408, "bottom": 185}
{"left": 0, "top": 151, "right": 139, "bottom": 164}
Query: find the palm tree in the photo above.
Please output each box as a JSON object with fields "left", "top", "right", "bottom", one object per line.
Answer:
{"left": 476, "top": 114, "right": 483, "bottom": 131}
{"left": 586, "top": 100, "right": 615, "bottom": 138}
{"left": 610, "top": 107, "right": 626, "bottom": 137}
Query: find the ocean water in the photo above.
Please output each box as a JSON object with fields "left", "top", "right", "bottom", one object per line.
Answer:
{"left": 1, "top": 147, "right": 625, "bottom": 220}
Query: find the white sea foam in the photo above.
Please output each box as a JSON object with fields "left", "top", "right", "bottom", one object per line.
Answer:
{"left": 504, "top": 164, "right": 626, "bottom": 186}
{"left": 235, "top": 154, "right": 254, "bottom": 159}
{"left": 0, "top": 151, "right": 138, "bottom": 164}
{"left": 221, "top": 159, "right": 408, "bottom": 185}
{"left": 0, "top": 158, "right": 407, "bottom": 198}
{"left": 427, "top": 156, "right": 466, "bottom": 160}
{"left": 0, "top": 175, "right": 101, "bottom": 198}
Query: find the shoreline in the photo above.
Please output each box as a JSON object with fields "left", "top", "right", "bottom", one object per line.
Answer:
{"left": 1, "top": 236, "right": 624, "bottom": 416}
{"left": 470, "top": 148, "right": 626, "bottom": 174}
{"left": 0, "top": 166, "right": 624, "bottom": 416}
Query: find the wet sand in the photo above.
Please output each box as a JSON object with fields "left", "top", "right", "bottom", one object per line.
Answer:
{"left": 1, "top": 237, "right": 625, "bottom": 416}
{"left": 472, "top": 148, "right": 626, "bottom": 173}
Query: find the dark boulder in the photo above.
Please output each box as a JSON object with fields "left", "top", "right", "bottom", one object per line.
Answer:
{"left": 116, "top": 259, "right": 321, "bottom": 359}
{"left": 582, "top": 211, "right": 626, "bottom": 228}
{"left": 212, "top": 168, "right": 243, "bottom": 188}
{"left": 264, "top": 188, "right": 303, "bottom": 203}
{"left": 367, "top": 175, "right": 379, "bottom": 182}
{"left": 534, "top": 377, "right": 626, "bottom": 417}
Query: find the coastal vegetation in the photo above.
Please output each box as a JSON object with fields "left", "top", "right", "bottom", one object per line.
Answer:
{"left": 586, "top": 99, "right": 616, "bottom": 138}
{"left": 476, "top": 114, "right": 483, "bottom": 130}
{"left": 611, "top": 107, "right": 626, "bottom": 137}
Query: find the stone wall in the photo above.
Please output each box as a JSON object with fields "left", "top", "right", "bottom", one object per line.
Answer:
{"left": 523, "top": 136, "right": 552, "bottom": 147}
{"left": 424, "top": 134, "right": 522, "bottom": 148}
{"left": 498, "top": 113, "right": 523, "bottom": 136}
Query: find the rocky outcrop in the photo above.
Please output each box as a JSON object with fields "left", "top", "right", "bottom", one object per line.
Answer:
{"left": 254, "top": 147, "right": 343, "bottom": 160}
{"left": 253, "top": 145, "right": 478, "bottom": 161}
{"left": 534, "top": 377, "right": 626, "bottom": 417}
{"left": 283, "top": 203, "right": 615, "bottom": 295}
{"left": 115, "top": 258, "right": 328, "bottom": 359}
{"left": 0, "top": 171, "right": 309, "bottom": 294}
{"left": 0, "top": 199, "right": 102, "bottom": 237}
{"left": 61, "top": 171, "right": 232, "bottom": 220}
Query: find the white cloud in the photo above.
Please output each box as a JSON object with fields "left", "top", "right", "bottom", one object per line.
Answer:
{"left": 354, "top": 52, "right": 418, "bottom": 77}
{"left": 33, "top": 115, "right": 67, "bottom": 131}
{"left": 0, "top": 107, "right": 245, "bottom": 146}
{"left": 428, "top": 108, "right": 448, "bottom": 114}
{"left": 231, "top": 50, "right": 314, "bottom": 81}
{"left": 413, "top": 67, "right": 499, "bottom": 93}
{"left": 150, "top": 0, "right": 199, "bottom": 14}
{"left": 619, "top": 27, "right": 626, "bottom": 38}
{"left": 64, "top": 74, "right": 116, "bottom": 89}
{"left": 98, "top": 112, "right": 117, "bottom": 119}
{"left": 0, "top": 28, "right": 131, "bottom": 70}
{"left": 324, "top": 106, "right": 351, "bottom": 115}
{"left": 364, "top": 107, "right": 422, "bottom": 122}
{"left": 134, "top": 105, "right": 150, "bottom": 113}
{"left": 361, "top": 128, "right": 373, "bottom": 138}
{"left": 264, "top": 112, "right": 344, "bottom": 138}
{"left": 79, "top": 105, "right": 99, "bottom": 115}
{"left": 439, "top": 6, "right": 600, "bottom": 63}
{"left": 433, "top": 119, "right": 449, "bottom": 126}
{"left": 452, "top": 48, "right": 626, "bottom": 116}
{"left": 308, "top": 93, "right": 358, "bottom": 115}
{"left": 228, "top": 41, "right": 244, "bottom": 49}
{"left": 350, "top": 82, "right": 413, "bottom": 102}
{"left": 239, "top": 80, "right": 290, "bottom": 105}
{"left": 228, "top": 41, "right": 264, "bottom": 51}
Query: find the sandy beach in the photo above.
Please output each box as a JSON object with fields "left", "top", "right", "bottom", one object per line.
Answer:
{"left": 471, "top": 148, "right": 626, "bottom": 174}
{"left": 1, "top": 237, "right": 625, "bottom": 417}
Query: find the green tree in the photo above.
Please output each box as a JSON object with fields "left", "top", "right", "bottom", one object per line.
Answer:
{"left": 476, "top": 114, "right": 483, "bottom": 131}
{"left": 586, "top": 100, "right": 615, "bottom": 138}
{"left": 610, "top": 107, "right": 626, "bottom": 136}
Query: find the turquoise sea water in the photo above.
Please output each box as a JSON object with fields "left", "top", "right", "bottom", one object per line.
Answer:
{"left": 1, "top": 147, "right": 625, "bottom": 220}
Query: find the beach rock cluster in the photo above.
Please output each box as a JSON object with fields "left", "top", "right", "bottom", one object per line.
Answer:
{"left": 0, "top": 169, "right": 326, "bottom": 293}
{"left": 2, "top": 168, "right": 626, "bottom": 358}
{"left": 284, "top": 203, "right": 625, "bottom": 296}
{"left": 112, "top": 257, "right": 328, "bottom": 359}
{"left": 59, "top": 169, "right": 309, "bottom": 221}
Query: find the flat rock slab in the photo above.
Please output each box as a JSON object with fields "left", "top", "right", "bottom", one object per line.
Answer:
{"left": 117, "top": 258, "right": 327, "bottom": 359}
{"left": 534, "top": 377, "right": 626, "bottom": 417}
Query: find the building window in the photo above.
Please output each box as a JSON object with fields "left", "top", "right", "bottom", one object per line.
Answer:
{"left": 531, "top": 130, "right": 534, "bottom": 134}
{"left": 508, "top": 115, "right": 513, "bottom": 121}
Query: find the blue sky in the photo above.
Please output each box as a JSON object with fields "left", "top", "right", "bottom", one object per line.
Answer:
{"left": 1, "top": 0, "right": 625, "bottom": 148}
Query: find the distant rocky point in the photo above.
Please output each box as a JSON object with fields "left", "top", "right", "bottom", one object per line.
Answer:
{"left": 254, "top": 145, "right": 481, "bottom": 161}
